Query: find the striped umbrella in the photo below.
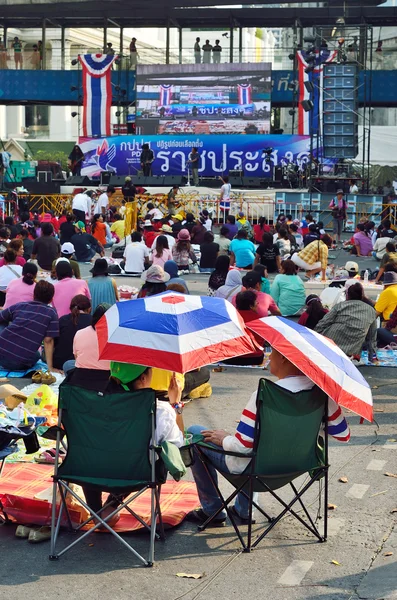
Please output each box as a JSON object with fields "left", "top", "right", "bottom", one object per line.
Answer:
{"left": 96, "top": 292, "right": 258, "bottom": 374}
{"left": 247, "top": 316, "right": 373, "bottom": 422}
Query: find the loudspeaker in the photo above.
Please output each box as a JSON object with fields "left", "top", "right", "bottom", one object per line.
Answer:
{"left": 242, "top": 177, "right": 261, "bottom": 188}
{"left": 100, "top": 171, "right": 112, "bottom": 185}
{"left": 274, "top": 167, "right": 283, "bottom": 183}
{"left": 229, "top": 176, "right": 243, "bottom": 187}
{"left": 109, "top": 175, "right": 127, "bottom": 187}
{"left": 163, "top": 176, "right": 187, "bottom": 186}
{"left": 66, "top": 176, "right": 91, "bottom": 185}
{"left": 301, "top": 100, "right": 314, "bottom": 112}
{"left": 229, "top": 169, "right": 244, "bottom": 177}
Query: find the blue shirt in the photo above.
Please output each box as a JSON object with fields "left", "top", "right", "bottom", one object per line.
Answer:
{"left": 229, "top": 239, "right": 256, "bottom": 268}
{"left": 0, "top": 301, "right": 59, "bottom": 366}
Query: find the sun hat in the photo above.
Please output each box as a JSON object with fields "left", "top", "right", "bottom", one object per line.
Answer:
{"left": 383, "top": 271, "right": 397, "bottom": 286}
{"left": 90, "top": 258, "right": 109, "bottom": 276}
{"left": 75, "top": 221, "right": 86, "bottom": 232}
{"left": 110, "top": 362, "right": 148, "bottom": 390}
{"left": 336, "top": 189, "right": 344, "bottom": 195}
{"left": 345, "top": 261, "right": 359, "bottom": 273}
{"left": 173, "top": 214, "right": 184, "bottom": 221}
{"left": 143, "top": 219, "right": 152, "bottom": 227}
{"left": 161, "top": 224, "right": 173, "bottom": 233}
{"left": 61, "top": 242, "right": 75, "bottom": 255}
{"left": 141, "top": 264, "right": 170, "bottom": 284}
{"left": 177, "top": 229, "right": 190, "bottom": 241}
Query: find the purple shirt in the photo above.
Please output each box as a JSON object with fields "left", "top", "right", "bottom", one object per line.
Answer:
{"left": 224, "top": 223, "right": 239, "bottom": 240}
{"left": 353, "top": 232, "right": 373, "bottom": 256}
{"left": 0, "top": 301, "right": 59, "bottom": 367}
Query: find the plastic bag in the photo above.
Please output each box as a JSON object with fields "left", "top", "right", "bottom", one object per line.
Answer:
{"left": 25, "top": 384, "right": 58, "bottom": 410}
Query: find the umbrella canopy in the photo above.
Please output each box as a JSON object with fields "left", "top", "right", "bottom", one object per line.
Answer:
{"left": 247, "top": 316, "right": 373, "bottom": 422}
{"left": 96, "top": 292, "right": 257, "bottom": 374}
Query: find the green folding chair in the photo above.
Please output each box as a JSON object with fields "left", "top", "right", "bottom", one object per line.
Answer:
{"left": 196, "top": 377, "right": 329, "bottom": 551}
{"left": 49, "top": 380, "right": 166, "bottom": 567}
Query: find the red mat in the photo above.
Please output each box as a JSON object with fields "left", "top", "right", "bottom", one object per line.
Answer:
{"left": 0, "top": 463, "right": 200, "bottom": 532}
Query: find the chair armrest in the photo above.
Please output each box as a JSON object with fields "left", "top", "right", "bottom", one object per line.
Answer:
{"left": 197, "top": 441, "right": 255, "bottom": 459}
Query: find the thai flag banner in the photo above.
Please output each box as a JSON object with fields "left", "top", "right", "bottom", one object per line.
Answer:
{"left": 237, "top": 84, "right": 252, "bottom": 105}
{"left": 159, "top": 84, "right": 172, "bottom": 106}
{"left": 297, "top": 49, "right": 337, "bottom": 135}
{"left": 78, "top": 54, "right": 118, "bottom": 137}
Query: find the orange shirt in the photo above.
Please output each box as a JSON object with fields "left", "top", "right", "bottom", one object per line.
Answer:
{"left": 92, "top": 222, "right": 107, "bottom": 246}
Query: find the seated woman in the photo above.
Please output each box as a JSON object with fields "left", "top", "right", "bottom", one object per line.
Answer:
{"left": 298, "top": 295, "right": 328, "bottom": 330}
{"left": 377, "top": 304, "right": 397, "bottom": 347}
{"left": 88, "top": 258, "right": 118, "bottom": 312}
{"left": 53, "top": 295, "right": 92, "bottom": 371}
{"left": 315, "top": 282, "right": 377, "bottom": 361}
{"left": 351, "top": 223, "right": 373, "bottom": 257}
{"left": 253, "top": 264, "right": 271, "bottom": 294}
{"left": 3, "top": 262, "right": 37, "bottom": 309}
{"left": 0, "top": 249, "right": 23, "bottom": 305}
{"left": 232, "top": 270, "right": 281, "bottom": 318}
{"left": 207, "top": 255, "right": 230, "bottom": 296}
{"left": 164, "top": 260, "right": 189, "bottom": 294}
{"left": 270, "top": 259, "right": 306, "bottom": 316}
{"left": 63, "top": 303, "right": 112, "bottom": 373}
{"left": 138, "top": 265, "right": 170, "bottom": 298}
{"left": 171, "top": 229, "right": 197, "bottom": 273}
{"left": 67, "top": 362, "right": 184, "bottom": 524}
{"left": 187, "top": 347, "right": 350, "bottom": 526}
{"left": 215, "top": 269, "right": 243, "bottom": 301}
{"left": 199, "top": 231, "right": 219, "bottom": 273}
{"left": 223, "top": 291, "right": 264, "bottom": 366}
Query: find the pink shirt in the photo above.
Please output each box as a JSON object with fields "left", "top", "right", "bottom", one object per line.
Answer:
{"left": 0, "top": 256, "right": 26, "bottom": 267}
{"left": 3, "top": 278, "right": 36, "bottom": 309}
{"left": 151, "top": 248, "right": 173, "bottom": 268}
{"left": 52, "top": 277, "right": 91, "bottom": 317}
{"left": 231, "top": 289, "right": 279, "bottom": 318}
{"left": 74, "top": 325, "right": 111, "bottom": 370}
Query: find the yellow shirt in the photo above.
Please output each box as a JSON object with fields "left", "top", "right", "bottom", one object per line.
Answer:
{"left": 110, "top": 220, "right": 125, "bottom": 239}
{"left": 374, "top": 285, "right": 397, "bottom": 320}
{"left": 298, "top": 240, "right": 328, "bottom": 270}
{"left": 151, "top": 369, "right": 185, "bottom": 392}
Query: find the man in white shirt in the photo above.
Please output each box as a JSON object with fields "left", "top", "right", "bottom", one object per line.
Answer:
{"left": 94, "top": 186, "right": 115, "bottom": 216}
{"left": 72, "top": 190, "right": 94, "bottom": 223}
{"left": 349, "top": 180, "right": 359, "bottom": 194}
{"left": 121, "top": 231, "right": 150, "bottom": 274}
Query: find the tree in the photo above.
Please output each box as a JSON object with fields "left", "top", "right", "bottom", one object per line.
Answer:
{"left": 32, "top": 150, "right": 69, "bottom": 171}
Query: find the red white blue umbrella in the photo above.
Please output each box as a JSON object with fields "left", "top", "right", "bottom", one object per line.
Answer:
{"left": 247, "top": 316, "right": 373, "bottom": 422}
{"left": 96, "top": 292, "right": 257, "bottom": 374}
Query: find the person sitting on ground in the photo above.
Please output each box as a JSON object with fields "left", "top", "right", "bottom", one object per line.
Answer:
{"left": 290, "top": 223, "right": 303, "bottom": 249}
{"left": 253, "top": 216, "right": 270, "bottom": 244}
{"left": 254, "top": 232, "right": 281, "bottom": 273}
{"left": 51, "top": 242, "right": 81, "bottom": 279}
{"left": 191, "top": 217, "right": 207, "bottom": 245}
{"left": 142, "top": 220, "right": 159, "bottom": 249}
{"left": 3, "top": 262, "right": 37, "bottom": 310}
{"left": 214, "top": 226, "right": 231, "bottom": 256}
{"left": 223, "top": 215, "right": 239, "bottom": 241}
{"left": 232, "top": 270, "right": 281, "bottom": 318}
{"left": 171, "top": 214, "right": 184, "bottom": 236}
{"left": 199, "top": 231, "right": 219, "bottom": 273}
{"left": 121, "top": 231, "right": 150, "bottom": 274}
{"left": 53, "top": 295, "right": 92, "bottom": 371}
{"left": 167, "top": 283, "right": 186, "bottom": 294}
{"left": 183, "top": 213, "right": 196, "bottom": 234}
{"left": 138, "top": 264, "right": 170, "bottom": 298}
{"left": 223, "top": 290, "right": 264, "bottom": 366}
{"left": 0, "top": 227, "right": 10, "bottom": 256}
{"left": 215, "top": 269, "right": 243, "bottom": 301}
{"left": 0, "top": 239, "right": 26, "bottom": 267}
{"left": 351, "top": 223, "right": 373, "bottom": 257}
{"left": 71, "top": 221, "right": 104, "bottom": 263}
{"left": 88, "top": 258, "right": 118, "bottom": 312}
{"left": 200, "top": 209, "right": 212, "bottom": 232}
{"left": 374, "top": 269, "right": 397, "bottom": 325}
{"left": 0, "top": 249, "right": 23, "bottom": 305}
{"left": 78, "top": 363, "right": 184, "bottom": 522}
{"left": 291, "top": 234, "right": 333, "bottom": 281}
{"left": 0, "top": 280, "right": 59, "bottom": 372}
{"left": 374, "top": 242, "right": 397, "bottom": 284}
{"left": 229, "top": 229, "right": 256, "bottom": 269}
{"left": 316, "top": 282, "right": 377, "bottom": 362}
{"left": 187, "top": 346, "right": 350, "bottom": 526}
{"left": 380, "top": 218, "right": 395, "bottom": 239}
{"left": 31, "top": 222, "right": 61, "bottom": 271}
{"left": 208, "top": 255, "right": 230, "bottom": 295}
{"left": 58, "top": 210, "right": 68, "bottom": 227}
{"left": 152, "top": 235, "right": 173, "bottom": 268}
{"left": 172, "top": 229, "right": 197, "bottom": 273}
{"left": 152, "top": 224, "right": 175, "bottom": 252}
{"left": 303, "top": 223, "right": 320, "bottom": 247}
{"left": 270, "top": 259, "right": 306, "bottom": 316}
{"left": 110, "top": 214, "right": 126, "bottom": 242}
{"left": 63, "top": 303, "right": 112, "bottom": 374}
{"left": 373, "top": 227, "right": 396, "bottom": 260}
{"left": 91, "top": 214, "right": 109, "bottom": 248}
{"left": 298, "top": 294, "right": 328, "bottom": 330}
{"left": 275, "top": 226, "right": 291, "bottom": 259}
{"left": 236, "top": 212, "right": 253, "bottom": 239}
{"left": 377, "top": 303, "right": 397, "bottom": 348}
{"left": 52, "top": 261, "right": 91, "bottom": 318}
{"left": 163, "top": 260, "right": 189, "bottom": 294}
{"left": 4, "top": 216, "right": 18, "bottom": 238}
{"left": 59, "top": 212, "right": 76, "bottom": 245}
{"left": 253, "top": 263, "right": 271, "bottom": 294}
{"left": 17, "top": 229, "right": 34, "bottom": 261}
{"left": 146, "top": 202, "right": 163, "bottom": 223}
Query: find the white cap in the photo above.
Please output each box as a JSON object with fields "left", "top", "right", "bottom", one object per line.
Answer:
{"left": 61, "top": 242, "right": 75, "bottom": 255}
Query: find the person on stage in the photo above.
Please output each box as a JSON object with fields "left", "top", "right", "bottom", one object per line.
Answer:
{"left": 187, "top": 148, "right": 200, "bottom": 186}
{"left": 140, "top": 143, "right": 155, "bottom": 176}
{"left": 219, "top": 175, "right": 232, "bottom": 220}
{"left": 68, "top": 145, "right": 85, "bottom": 177}
{"left": 329, "top": 189, "right": 347, "bottom": 246}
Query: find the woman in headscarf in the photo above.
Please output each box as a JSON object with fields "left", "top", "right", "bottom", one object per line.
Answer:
{"left": 163, "top": 260, "right": 189, "bottom": 294}
{"left": 215, "top": 269, "right": 243, "bottom": 301}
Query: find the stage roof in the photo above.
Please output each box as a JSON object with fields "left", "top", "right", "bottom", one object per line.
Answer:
{"left": 0, "top": 1, "right": 395, "bottom": 29}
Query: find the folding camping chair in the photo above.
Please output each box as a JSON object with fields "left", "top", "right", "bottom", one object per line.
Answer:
{"left": 49, "top": 380, "right": 166, "bottom": 567}
{"left": 196, "top": 377, "right": 329, "bottom": 552}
